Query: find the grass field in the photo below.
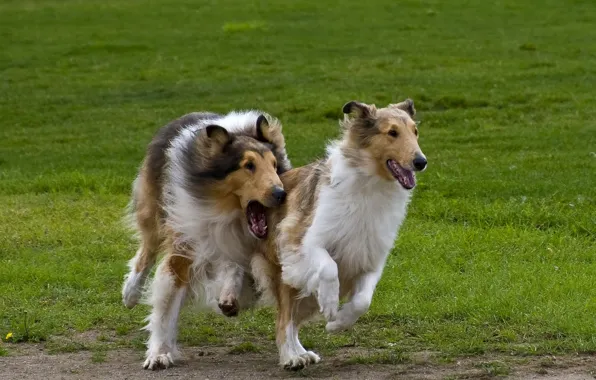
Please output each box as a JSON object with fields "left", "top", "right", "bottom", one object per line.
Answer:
{"left": 1, "top": 0, "right": 595, "bottom": 371}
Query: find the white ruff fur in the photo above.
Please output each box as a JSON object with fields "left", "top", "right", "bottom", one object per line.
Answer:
{"left": 280, "top": 140, "right": 412, "bottom": 335}
{"left": 165, "top": 110, "right": 265, "bottom": 279}
{"left": 320, "top": 142, "right": 410, "bottom": 277}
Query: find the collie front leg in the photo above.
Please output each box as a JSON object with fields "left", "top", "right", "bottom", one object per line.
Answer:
{"left": 281, "top": 245, "right": 339, "bottom": 322}
{"left": 326, "top": 269, "right": 382, "bottom": 333}
{"left": 143, "top": 255, "right": 191, "bottom": 370}
{"left": 218, "top": 263, "right": 243, "bottom": 317}
{"left": 313, "top": 247, "right": 340, "bottom": 322}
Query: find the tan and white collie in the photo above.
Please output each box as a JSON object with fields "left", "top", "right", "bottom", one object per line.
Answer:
{"left": 121, "top": 110, "right": 291, "bottom": 369}
{"left": 251, "top": 99, "right": 427, "bottom": 369}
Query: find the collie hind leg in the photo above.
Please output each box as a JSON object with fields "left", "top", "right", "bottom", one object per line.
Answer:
{"left": 143, "top": 254, "right": 192, "bottom": 370}
{"left": 122, "top": 171, "right": 161, "bottom": 309}
{"left": 276, "top": 285, "right": 320, "bottom": 370}
{"left": 122, "top": 234, "right": 160, "bottom": 309}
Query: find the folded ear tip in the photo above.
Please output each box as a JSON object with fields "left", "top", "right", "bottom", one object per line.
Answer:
{"left": 342, "top": 101, "right": 356, "bottom": 114}
{"left": 407, "top": 100, "right": 416, "bottom": 114}
{"left": 389, "top": 98, "right": 415, "bottom": 117}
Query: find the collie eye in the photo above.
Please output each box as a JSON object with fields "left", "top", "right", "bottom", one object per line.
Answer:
{"left": 414, "top": 129, "right": 419, "bottom": 136}
{"left": 245, "top": 162, "right": 256, "bottom": 172}
{"left": 388, "top": 130, "right": 398, "bottom": 138}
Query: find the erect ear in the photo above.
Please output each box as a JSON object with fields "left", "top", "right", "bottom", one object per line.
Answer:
{"left": 255, "top": 114, "right": 272, "bottom": 142}
{"left": 256, "top": 114, "right": 284, "bottom": 144}
{"left": 255, "top": 114, "right": 290, "bottom": 173}
{"left": 203, "top": 124, "right": 231, "bottom": 148}
{"left": 342, "top": 101, "right": 374, "bottom": 119}
{"left": 389, "top": 98, "right": 416, "bottom": 118}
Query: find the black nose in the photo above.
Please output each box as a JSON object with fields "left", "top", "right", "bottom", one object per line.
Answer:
{"left": 413, "top": 155, "right": 427, "bottom": 171}
{"left": 271, "top": 186, "right": 286, "bottom": 205}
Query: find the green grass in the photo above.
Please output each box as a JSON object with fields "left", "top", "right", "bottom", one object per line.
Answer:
{"left": 1, "top": 0, "right": 595, "bottom": 362}
{"left": 91, "top": 349, "right": 107, "bottom": 363}
{"left": 476, "top": 361, "right": 511, "bottom": 377}
{"left": 346, "top": 349, "right": 410, "bottom": 365}
{"left": 45, "top": 337, "right": 89, "bottom": 354}
{"left": 228, "top": 341, "right": 261, "bottom": 355}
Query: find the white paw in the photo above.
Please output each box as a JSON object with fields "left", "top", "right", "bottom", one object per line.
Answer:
{"left": 143, "top": 352, "right": 175, "bottom": 370}
{"left": 122, "top": 273, "right": 144, "bottom": 309}
{"left": 317, "top": 282, "right": 339, "bottom": 322}
{"left": 282, "top": 351, "right": 320, "bottom": 371}
{"left": 302, "top": 351, "right": 321, "bottom": 364}
{"left": 283, "top": 354, "right": 306, "bottom": 371}
{"left": 122, "top": 286, "right": 142, "bottom": 309}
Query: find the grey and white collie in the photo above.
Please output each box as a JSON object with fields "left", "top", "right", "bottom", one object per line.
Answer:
{"left": 121, "top": 110, "right": 291, "bottom": 369}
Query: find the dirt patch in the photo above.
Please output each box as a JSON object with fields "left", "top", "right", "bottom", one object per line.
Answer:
{"left": 2, "top": 344, "right": 596, "bottom": 380}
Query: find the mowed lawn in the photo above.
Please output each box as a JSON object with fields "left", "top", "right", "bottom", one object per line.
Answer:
{"left": 1, "top": 0, "right": 595, "bottom": 360}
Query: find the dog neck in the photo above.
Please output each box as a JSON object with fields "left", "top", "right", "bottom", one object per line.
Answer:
{"left": 326, "top": 140, "right": 403, "bottom": 197}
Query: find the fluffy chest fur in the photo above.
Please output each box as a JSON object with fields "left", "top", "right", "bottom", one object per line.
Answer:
{"left": 307, "top": 146, "right": 411, "bottom": 278}
{"left": 164, "top": 182, "right": 256, "bottom": 267}
{"left": 161, "top": 113, "right": 269, "bottom": 267}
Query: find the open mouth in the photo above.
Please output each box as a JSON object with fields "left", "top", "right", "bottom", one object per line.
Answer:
{"left": 246, "top": 201, "right": 268, "bottom": 239}
{"left": 387, "top": 159, "right": 416, "bottom": 190}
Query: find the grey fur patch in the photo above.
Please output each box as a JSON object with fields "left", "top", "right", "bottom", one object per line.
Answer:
{"left": 145, "top": 112, "right": 221, "bottom": 186}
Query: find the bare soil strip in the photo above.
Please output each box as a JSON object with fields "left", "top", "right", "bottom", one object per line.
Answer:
{"left": 2, "top": 344, "right": 596, "bottom": 380}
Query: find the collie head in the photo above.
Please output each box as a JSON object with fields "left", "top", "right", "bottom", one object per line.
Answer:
{"left": 181, "top": 115, "right": 287, "bottom": 239}
{"left": 339, "top": 99, "right": 427, "bottom": 190}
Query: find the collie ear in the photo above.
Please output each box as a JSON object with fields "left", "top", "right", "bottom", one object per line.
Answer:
{"left": 256, "top": 114, "right": 272, "bottom": 142}
{"left": 389, "top": 98, "right": 416, "bottom": 118}
{"left": 202, "top": 125, "right": 231, "bottom": 149}
{"left": 256, "top": 114, "right": 284, "bottom": 145}
{"left": 342, "top": 101, "right": 373, "bottom": 119}
{"left": 255, "top": 114, "right": 291, "bottom": 174}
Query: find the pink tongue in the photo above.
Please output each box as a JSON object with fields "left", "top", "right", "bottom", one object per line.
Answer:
{"left": 389, "top": 160, "right": 415, "bottom": 188}
{"left": 250, "top": 211, "right": 267, "bottom": 237}
{"left": 258, "top": 219, "right": 266, "bottom": 235}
